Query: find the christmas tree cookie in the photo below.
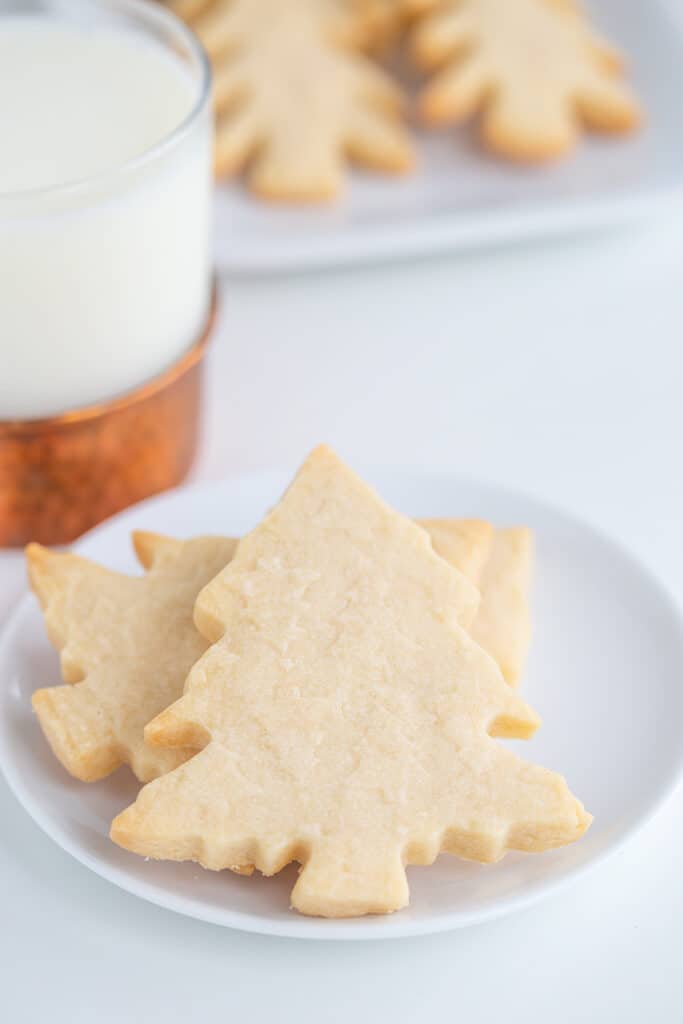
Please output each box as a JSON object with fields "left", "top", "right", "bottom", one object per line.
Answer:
{"left": 112, "top": 446, "right": 589, "bottom": 918}
{"left": 29, "top": 534, "right": 237, "bottom": 782}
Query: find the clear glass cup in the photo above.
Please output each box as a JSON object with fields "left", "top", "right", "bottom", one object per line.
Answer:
{"left": 0, "top": 0, "right": 213, "bottom": 420}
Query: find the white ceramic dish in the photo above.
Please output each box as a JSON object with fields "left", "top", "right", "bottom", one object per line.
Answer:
{"left": 1, "top": 469, "right": 682, "bottom": 940}
{"left": 214, "top": 0, "right": 683, "bottom": 273}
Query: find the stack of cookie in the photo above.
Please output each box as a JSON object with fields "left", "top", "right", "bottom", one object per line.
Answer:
{"left": 29, "top": 446, "right": 590, "bottom": 918}
{"left": 167, "top": 0, "right": 641, "bottom": 201}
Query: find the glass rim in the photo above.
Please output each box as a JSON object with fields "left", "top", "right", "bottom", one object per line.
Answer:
{"left": 0, "top": 0, "right": 211, "bottom": 203}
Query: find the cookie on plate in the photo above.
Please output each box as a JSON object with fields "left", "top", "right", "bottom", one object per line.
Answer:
{"left": 170, "top": 0, "right": 414, "bottom": 199}
{"left": 112, "top": 446, "right": 589, "bottom": 918}
{"left": 29, "top": 535, "right": 236, "bottom": 782}
{"left": 410, "top": 0, "right": 641, "bottom": 160}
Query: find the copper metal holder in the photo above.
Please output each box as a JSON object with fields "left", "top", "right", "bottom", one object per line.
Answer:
{"left": 0, "top": 288, "right": 217, "bottom": 548}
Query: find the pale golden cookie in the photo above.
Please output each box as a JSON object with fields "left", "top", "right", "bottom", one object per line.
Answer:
{"left": 170, "top": 0, "right": 413, "bottom": 200}
{"left": 112, "top": 446, "right": 589, "bottom": 918}
{"left": 29, "top": 534, "right": 236, "bottom": 782}
{"left": 425, "top": 519, "right": 533, "bottom": 685}
{"left": 470, "top": 527, "right": 533, "bottom": 687}
{"left": 410, "top": 0, "right": 640, "bottom": 161}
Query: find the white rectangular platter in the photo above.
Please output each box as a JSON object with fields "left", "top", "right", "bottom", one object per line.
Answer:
{"left": 214, "top": 0, "right": 683, "bottom": 273}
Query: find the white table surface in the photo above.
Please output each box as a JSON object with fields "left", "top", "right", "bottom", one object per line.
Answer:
{"left": 2, "top": 216, "right": 682, "bottom": 1021}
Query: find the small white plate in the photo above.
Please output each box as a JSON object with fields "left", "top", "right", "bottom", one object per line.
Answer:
{"left": 1, "top": 470, "right": 682, "bottom": 940}
{"left": 215, "top": 0, "right": 683, "bottom": 273}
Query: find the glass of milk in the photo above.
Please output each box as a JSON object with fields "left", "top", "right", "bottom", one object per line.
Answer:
{"left": 0, "top": 0, "right": 212, "bottom": 419}
{"left": 0, "top": 0, "right": 213, "bottom": 545}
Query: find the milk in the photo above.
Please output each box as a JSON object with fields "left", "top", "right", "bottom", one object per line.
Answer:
{"left": 0, "top": 8, "right": 212, "bottom": 419}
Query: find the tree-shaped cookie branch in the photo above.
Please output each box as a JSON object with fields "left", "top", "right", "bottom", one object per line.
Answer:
{"left": 112, "top": 447, "right": 589, "bottom": 918}
{"left": 170, "top": 0, "right": 414, "bottom": 199}
{"left": 29, "top": 534, "right": 236, "bottom": 782}
{"left": 410, "top": 0, "right": 640, "bottom": 159}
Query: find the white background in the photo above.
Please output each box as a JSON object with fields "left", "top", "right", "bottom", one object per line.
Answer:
{"left": 1, "top": 214, "right": 682, "bottom": 1020}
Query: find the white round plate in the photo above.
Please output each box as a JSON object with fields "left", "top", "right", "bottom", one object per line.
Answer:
{"left": 1, "top": 470, "right": 682, "bottom": 940}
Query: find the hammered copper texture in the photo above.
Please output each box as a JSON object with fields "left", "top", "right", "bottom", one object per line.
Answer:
{"left": 0, "top": 294, "right": 216, "bottom": 547}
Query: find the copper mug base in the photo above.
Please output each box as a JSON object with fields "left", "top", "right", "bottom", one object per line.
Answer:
{"left": 0, "top": 290, "right": 217, "bottom": 548}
